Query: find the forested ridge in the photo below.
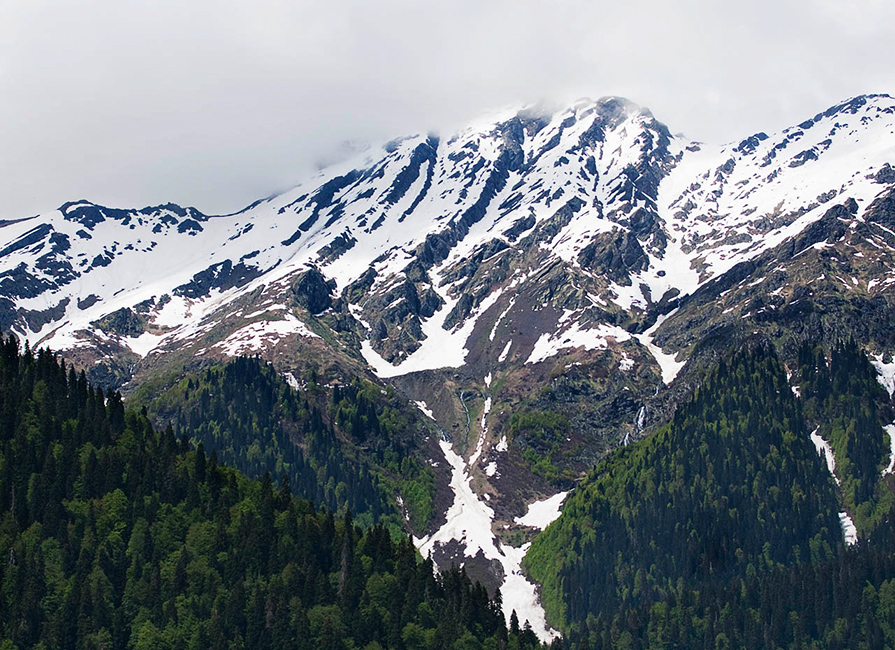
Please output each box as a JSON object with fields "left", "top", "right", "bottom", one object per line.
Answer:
{"left": 0, "top": 339, "right": 549, "bottom": 650}
{"left": 526, "top": 340, "right": 895, "bottom": 649}
{"left": 142, "top": 357, "right": 436, "bottom": 531}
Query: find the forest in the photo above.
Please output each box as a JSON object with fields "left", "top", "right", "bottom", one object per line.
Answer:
{"left": 4, "top": 332, "right": 895, "bottom": 649}
{"left": 0, "top": 339, "right": 549, "bottom": 650}
{"left": 141, "top": 357, "right": 437, "bottom": 532}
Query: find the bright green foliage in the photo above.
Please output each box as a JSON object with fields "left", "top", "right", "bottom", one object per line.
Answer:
{"left": 796, "top": 340, "right": 894, "bottom": 534}
{"left": 525, "top": 342, "right": 843, "bottom": 643}
{"left": 0, "top": 339, "right": 547, "bottom": 650}
{"left": 510, "top": 410, "right": 573, "bottom": 484}
{"left": 148, "top": 357, "right": 436, "bottom": 530}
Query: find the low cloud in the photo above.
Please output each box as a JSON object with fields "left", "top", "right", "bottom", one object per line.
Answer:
{"left": 1, "top": 0, "right": 892, "bottom": 218}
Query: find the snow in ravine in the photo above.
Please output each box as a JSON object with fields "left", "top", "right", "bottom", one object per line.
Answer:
{"left": 810, "top": 429, "right": 839, "bottom": 482}
{"left": 413, "top": 400, "right": 436, "bottom": 420}
{"left": 414, "top": 440, "right": 559, "bottom": 643}
{"left": 810, "top": 428, "right": 858, "bottom": 545}
{"left": 872, "top": 353, "right": 895, "bottom": 397}
{"left": 634, "top": 310, "right": 685, "bottom": 385}
{"left": 883, "top": 425, "right": 895, "bottom": 476}
{"left": 839, "top": 513, "right": 859, "bottom": 546}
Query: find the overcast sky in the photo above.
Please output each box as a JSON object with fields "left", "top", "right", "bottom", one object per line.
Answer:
{"left": 1, "top": 0, "right": 893, "bottom": 219}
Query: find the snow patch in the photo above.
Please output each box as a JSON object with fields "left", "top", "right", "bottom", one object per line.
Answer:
{"left": 362, "top": 286, "right": 503, "bottom": 378}
{"left": 634, "top": 311, "right": 685, "bottom": 385}
{"left": 498, "top": 341, "right": 512, "bottom": 363}
{"left": 123, "top": 331, "right": 167, "bottom": 358}
{"left": 212, "top": 314, "right": 318, "bottom": 357}
{"left": 414, "top": 400, "right": 436, "bottom": 420}
{"left": 872, "top": 353, "right": 895, "bottom": 397}
{"left": 810, "top": 428, "right": 859, "bottom": 544}
{"left": 839, "top": 512, "right": 858, "bottom": 546}
{"left": 810, "top": 428, "right": 839, "bottom": 484}
{"left": 514, "top": 492, "right": 568, "bottom": 531}
{"left": 883, "top": 424, "right": 895, "bottom": 476}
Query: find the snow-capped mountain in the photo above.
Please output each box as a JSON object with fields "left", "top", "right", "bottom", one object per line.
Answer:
{"left": 2, "top": 95, "right": 893, "bottom": 378}
{"left": 3, "top": 93, "right": 895, "bottom": 640}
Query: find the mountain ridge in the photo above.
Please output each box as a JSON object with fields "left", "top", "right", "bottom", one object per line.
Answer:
{"left": 3, "top": 92, "right": 895, "bottom": 639}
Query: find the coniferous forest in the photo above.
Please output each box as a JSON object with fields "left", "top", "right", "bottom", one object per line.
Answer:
{"left": 141, "top": 357, "right": 437, "bottom": 531}
{"left": 0, "top": 339, "right": 548, "bottom": 650}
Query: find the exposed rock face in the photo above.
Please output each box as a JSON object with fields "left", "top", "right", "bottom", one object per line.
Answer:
{"left": 578, "top": 229, "right": 648, "bottom": 284}
{"left": 92, "top": 307, "right": 145, "bottom": 337}
{"left": 290, "top": 267, "right": 334, "bottom": 315}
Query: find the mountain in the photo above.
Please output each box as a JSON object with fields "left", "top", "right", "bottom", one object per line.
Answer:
{"left": 2, "top": 93, "right": 895, "bottom": 640}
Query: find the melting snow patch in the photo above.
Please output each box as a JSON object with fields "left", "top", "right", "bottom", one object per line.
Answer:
{"left": 810, "top": 428, "right": 839, "bottom": 484}
{"left": 514, "top": 492, "right": 568, "bottom": 531}
{"left": 883, "top": 425, "right": 895, "bottom": 476}
{"left": 484, "top": 461, "right": 499, "bottom": 477}
{"left": 414, "top": 400, "right": 436, "bottom": 420}
{"left": 489, "top": 297, "right": 516, "bottom": 341}
{"left": 811, "top": 428, "right": 859, "bottom": 544}
{"left": 526, "top": 321, "right": 631, "bottom": 365}
{"left": 283, "top": 372, "right": 300, "bottom": 390}
{"left": 362, "top": 287, "right": 503, "bottom": 378}
{"left": 839, "top": 512, "right": 858, "bottom": 545}
{"left": 153, "top": 295, "right": 192, "bottom": 328}
{"left": 495, "top": 435, "right": 508, "bottom": 452}
{"left": 634, "top": 310, "right": 685, "bottom": 385}
{"left": 872, "top": 353, "right": 895, "bottom": 397}
{"left": 123, "top": 331, "right": 167, "bottom": 358}
{"left": 498, "top": 341, "right": 512, "bottom": 363}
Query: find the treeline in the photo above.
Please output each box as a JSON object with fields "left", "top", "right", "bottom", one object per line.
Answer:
{"left": 0, "top": 339, "right": 549, "bottom": 650}
{"left": 145, "top": 357, "right": 435, "bottom": 531}
{"left": 525, "top": 341, "right": 851, "bottom": 647}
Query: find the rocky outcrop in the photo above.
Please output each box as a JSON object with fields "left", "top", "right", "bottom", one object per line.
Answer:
{"left": 290, "top": 267, "right": 334, "bottom": 315}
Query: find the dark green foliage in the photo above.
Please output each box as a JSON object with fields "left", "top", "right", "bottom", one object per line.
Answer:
{"left": 0, "top": 338, "right": 546, "bottom": 650}
{"left": 526, "top": 342, "right": 843, "bottom": 642}
{"left": 588, "top": 524, "right": 895, "bottom": 650}
{"left": 796, "top": 340, "right": 894, "bottom": 533}
{"left": 148, "top": 357, "right": 435, "bottom": 530}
